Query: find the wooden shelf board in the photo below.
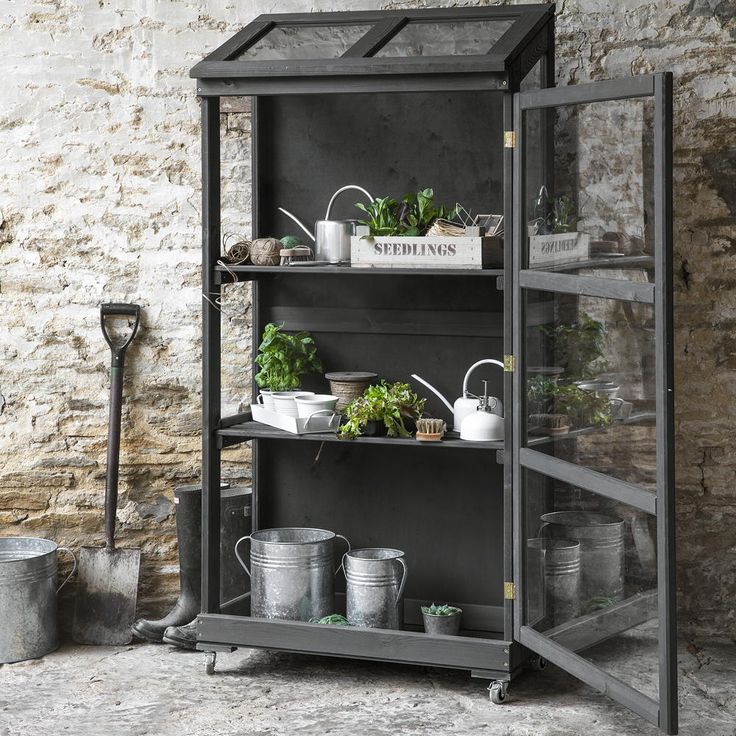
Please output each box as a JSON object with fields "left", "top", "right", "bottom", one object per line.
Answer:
{"left": 197, "top": 613, "right": 517, "bottom": 672}
{"left": 218, "top": 420, "right": 503, "bottom": 451}
{"left": 215, "top": 263, "right": 505, "bottom": 280}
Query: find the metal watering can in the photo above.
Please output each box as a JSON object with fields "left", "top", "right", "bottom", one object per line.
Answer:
{"left": 412, "top": 358, "right": 504, "bottom": 431}
{"left": 278, "top": 184, "right": 373, "bottom": 264}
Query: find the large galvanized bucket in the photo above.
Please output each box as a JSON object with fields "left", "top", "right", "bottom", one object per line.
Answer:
{"left": 0, "top": 537, "right": 76, "bottom": 664}
{"left": 235, "top": 528, "right": 350, "bottom": 621}
{"left": 527, "top": 537, "right": 581, "bottom": 627}
{"left": 540, "top": 511, "right": 625, "bottom": 610}
{"left": 344, "top": 548, "right": 407, "bottom": 630}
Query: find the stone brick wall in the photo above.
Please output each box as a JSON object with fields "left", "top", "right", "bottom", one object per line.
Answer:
{"left": 1, "top": 0, "right": 734, "bottom": 637}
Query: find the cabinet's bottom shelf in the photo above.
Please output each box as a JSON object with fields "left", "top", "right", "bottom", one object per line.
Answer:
{"left": 196, "top": 613, "right": 521, "bottom": 674}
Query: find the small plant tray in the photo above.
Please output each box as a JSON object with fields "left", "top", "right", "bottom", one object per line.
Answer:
{"left": 351, "top": 235, "right": 503, "bottom": 270}
{"left": 251, "top": 405, "right": 340, "bottom": 435}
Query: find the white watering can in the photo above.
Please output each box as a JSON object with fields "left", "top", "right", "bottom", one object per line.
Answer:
{"left": 278, "top": 184, "right": 373, "bottom": 264}
{"left": 411, "top": 359, "right": 504, "bottom": 431}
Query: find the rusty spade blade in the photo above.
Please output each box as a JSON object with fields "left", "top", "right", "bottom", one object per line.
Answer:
{"left": 72, "top": 546, "right": 140, "bottom": 645}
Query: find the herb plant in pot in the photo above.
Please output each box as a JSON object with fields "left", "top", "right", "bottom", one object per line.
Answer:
{"left": 254, "top": 323, "right": 322, "bottom": 410}
{"left": 338, "top": 381, "right": 425, "bottom": 440}
{"left": 421, "top": 603, "right": 462, "bottom": 636}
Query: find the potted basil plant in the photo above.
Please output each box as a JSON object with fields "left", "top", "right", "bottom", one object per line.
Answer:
{"left": 254, "top": 322, "right": 322, "bottom": 409}
{"left": 421, "top": 603, "right": 463, "bottom": 636}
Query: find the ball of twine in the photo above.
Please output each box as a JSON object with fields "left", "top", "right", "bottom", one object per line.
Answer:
{"left": 251, "top": 237, "right": 282, "bottom": 266}
{"left": 221, "top": 232, "right": 251, "bottom": 264}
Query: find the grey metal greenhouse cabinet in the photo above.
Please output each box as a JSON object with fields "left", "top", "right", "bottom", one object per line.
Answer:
{"left": 191, "top": 5, "right": 676, "bottom": 733}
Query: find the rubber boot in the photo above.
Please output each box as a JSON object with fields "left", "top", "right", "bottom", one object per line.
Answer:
{"left": 162, "top": 619, "right": 198, "bottom": 650}
{"left": 131, "top": 485, "right": 201, "bottom": 643}
{"left": 162, "top": 486, "right": 252, "bottom": 651}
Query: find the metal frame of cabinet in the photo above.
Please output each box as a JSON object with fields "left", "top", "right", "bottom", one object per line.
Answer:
{"left": 191, "top": 6, "right": 676, "bottom": 732}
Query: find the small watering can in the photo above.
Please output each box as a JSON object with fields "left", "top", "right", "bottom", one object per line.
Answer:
{"left": 460, "top": 380, "right": 505, "bottom": 442}
{"left": 278, "top": 184, "right": 373, "bottom": 264}
{"left": 411, "top": 358, "right": 504, "bottom": 431}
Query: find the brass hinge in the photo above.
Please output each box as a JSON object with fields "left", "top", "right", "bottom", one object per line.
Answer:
{"left": 504, "top": 131, "right": 516, "bottom": 148}
{"left": 504, "top": 354, "right": 515, "bottom": 372}
{"left": 504, "top": 582, "right": 516, "bottom": 600}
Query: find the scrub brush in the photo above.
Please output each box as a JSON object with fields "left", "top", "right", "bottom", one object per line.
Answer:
{"left": 416, "top": 417, "right": 447, "bottom": 442}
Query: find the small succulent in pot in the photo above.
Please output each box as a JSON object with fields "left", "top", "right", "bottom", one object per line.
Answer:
{"left": 421, "top": 603, "right": 462, "bottom": 636}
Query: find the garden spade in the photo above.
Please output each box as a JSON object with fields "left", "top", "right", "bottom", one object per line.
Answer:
{"left": 73, "top": 303, "right": 141, "bottom": 645}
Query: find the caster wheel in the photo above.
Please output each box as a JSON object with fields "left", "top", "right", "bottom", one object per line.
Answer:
{"left": 205, "top": 651, "right": 216, "bottom": 675}
{"left": 529, "top": 655, "right": 547, "bottom": 671}
{"left": 488, "top": 681, "right": 508, "bottom": 704}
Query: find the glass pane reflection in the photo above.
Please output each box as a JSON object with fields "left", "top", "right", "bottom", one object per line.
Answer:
{"left": 524, "top": 470, "right": 659, "bottom": 700}
{"left": 524, "top": 289, "right": 657, "bottom": 492}
{"left": 376, "top": 19, "right": 513, "bottom": 57}
{"left": 239, "top": 24, "right": 371, "bottom": 60}
{"left": 523, "top": 97, "right": 656, "bottom": 280}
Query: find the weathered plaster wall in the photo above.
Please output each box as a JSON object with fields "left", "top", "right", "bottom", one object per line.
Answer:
{"left": 1, "top": 0, "right": 734, "bottom": 637}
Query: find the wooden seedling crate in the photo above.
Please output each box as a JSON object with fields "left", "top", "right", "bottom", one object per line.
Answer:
{"left": 350, "top": 235, "right": 504, "bottom": 270}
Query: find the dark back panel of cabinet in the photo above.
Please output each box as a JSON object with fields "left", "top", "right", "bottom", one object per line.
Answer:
{"left": 259, "top": 439, "right": 504, "bottom": 608}
{"left": 251, "top": 91, "right": 507, "bottom": 616}
{"left": 256, "top": 91, "right": 505, "bottom": 237}
{"left": 260, "top": 274, "right": 506, "bottom": 419}
{"left": 252, "top": 274, "right": 505, "bottom": 611}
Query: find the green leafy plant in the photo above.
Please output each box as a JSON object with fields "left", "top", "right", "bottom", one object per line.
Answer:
{"left": 338, "top": 381, "right": 425, "bottom": 440}
{"left": 355, "top": 188, "right": 457, "bottom": 237}
{"left": 549, "top": 194, "right": 579, "bottom": 234}
{"left": 532, "top": 189, "right": 580, "bottom": 235}
{"left": 542, "top": 312, "right": 607, "bottom": 380}
{"left": 421, "top": 603, "right": 462, "bottom": 616}
{"left": 254, "top": 322, "right": 322, "bottom": 392}
{"left": 527, "top": 376, "right": 612, "bottom": 430}
{"left": 397, "top": 188, "right": 458, "bottom": 236}
{"left": 355, "top": 196, "right": 401, "bottom": 236}
{"left": 311, "top": 614, "right": 350, "bottom": 626}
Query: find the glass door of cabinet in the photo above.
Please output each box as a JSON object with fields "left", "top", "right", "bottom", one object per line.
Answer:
{"left": 512, "top": 74, "right": 676, "bottom": 734}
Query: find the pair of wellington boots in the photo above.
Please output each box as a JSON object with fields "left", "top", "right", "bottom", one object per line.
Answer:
{"left": 132, "top": 484, "right": 251, "bottom": 650}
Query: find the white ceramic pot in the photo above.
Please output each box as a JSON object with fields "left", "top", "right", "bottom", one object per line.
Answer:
{"left": 272, "top": 391, "right": 314, "bottom": 417}
{"left": 294, "top": 394, "right": 339, "bottom": 419}
{"left": 257, "top": 390, "right": 275, "bottom": 411}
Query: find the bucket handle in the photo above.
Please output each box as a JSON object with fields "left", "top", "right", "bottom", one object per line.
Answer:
{"left": 304, "top": 410, "right": 337, "bottom": 431}
{"left": 334, "top": 535, "right": 351, "bottom": 576}
{"left": 340, "top": 552, "right": 407, "bottom": 607}
{"left": 234, "top": 535, "right": 251, "bottom": 577}
{"left": 395, "top": 557, "right": 407, "bottom": 607}
{"left": 56, "top": 547, "right": 77, "bottom": 593}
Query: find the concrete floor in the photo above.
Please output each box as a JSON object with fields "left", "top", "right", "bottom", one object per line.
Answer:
{"left": 1, "top": 639, "right": 734, "bottom": 736}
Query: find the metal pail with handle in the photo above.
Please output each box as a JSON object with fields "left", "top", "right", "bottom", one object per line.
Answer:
{"left": 0, "top": 537, "right": 76, "bottom": 663}
{"left": 235, "top": 528, "right": 350, "bottom": 621}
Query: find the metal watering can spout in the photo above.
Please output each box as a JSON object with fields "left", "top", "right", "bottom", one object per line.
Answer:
{"left": 278, "top": 207, "right": 316, "bottom": 243}
{"left": 410, "top": 374, "right": 454, "bottom": 415}
{"left": 277, "top": 185, "right": 375, "bottom": 248}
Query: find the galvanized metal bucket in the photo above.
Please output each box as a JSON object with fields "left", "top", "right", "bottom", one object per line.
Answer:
{"left": 540, "top": 511, "right": 625, "bottom": 609}
{"left": 527, "top": 537, "right": 581, "bottom": 626}
{"left": 344, "top": 548, "right": 407, "bottom": 630}
{"left": 0, "top": 537, "right": 76, "bottom": 664}
{"left": 235, "top": 528, "right": 350, "bottom": 621}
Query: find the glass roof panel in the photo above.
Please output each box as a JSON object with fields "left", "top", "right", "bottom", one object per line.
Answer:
{"left": 375, "top": 19, "right": 514, "bottom": 57}
{"left": 238, "top": 24, "right": 372, "bottom": 60}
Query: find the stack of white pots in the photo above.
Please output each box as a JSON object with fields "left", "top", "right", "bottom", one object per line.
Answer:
{"left": 258, "top": 390, "right": 339, "bottom": 419}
